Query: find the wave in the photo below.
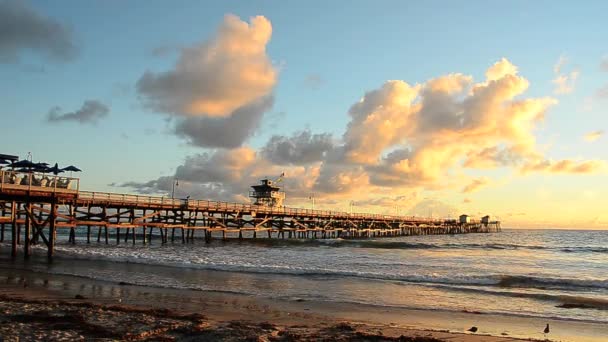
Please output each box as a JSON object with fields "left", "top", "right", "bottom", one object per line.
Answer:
{"left": 48, "top": 246, "right": 608, "bottom": 292}
{"left": 221, "top": 238, "right": 608, "bottom": 253}
{"left": 432, "top": 283, "right": 608, "bottom": 310}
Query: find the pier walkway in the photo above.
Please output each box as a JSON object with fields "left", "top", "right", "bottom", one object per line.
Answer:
{"left": 0, "top": 170, "right": 501, "bottom": 259}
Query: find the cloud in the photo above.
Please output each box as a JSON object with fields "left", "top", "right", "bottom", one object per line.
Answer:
{"left": 120, "top": 147, "right": 319, "bottom": 202}
{"left": 119, "top": 58, "right": 605, "bottom": 213}
{"left": 0, "top": 0, "right": 77, "bottom": 63}
{"left": 303, "top": 74, "right": 324, "bottom": 89}
{"left": 463, "top": 146, "right": 522, "bottom": 168}
{"left": 174, "top": 95, "right": 273, "bottom": 148}
{"left": 342, "top": 80, "right": 420, "bottom": 164}
{"left": 552, "top": 56, "right": 579, "bottom": 94}
{"left": 600, "top": 56, "right": 608, "bottom": 72}
{"left": 584, "top": 130, "right": 604, "bottom": 142}
{"left": 486, "top": 58, "right": 518, "bottom": 81}
{"left": 596, "top": 84, "right": 608, "bottom": 99}
{"left": 462, "top": 177, "right": 490, "bottom": 193}
{"left": 47, "top": 100, "right": 109, "bottom": 124}
{"left": 261, "top": 130, "right": 334, "bottom": 165}
{"left": 136, "top": 14, "right": 277, "bottom": 117}
{"left": 521, "top": 159, "right": 605, "bottom": 174}
{"left": 329, "top": 59, "right": 556, "bottom": 190}
{"left": 406, "top": 199, "right": 458, "bottom": 218}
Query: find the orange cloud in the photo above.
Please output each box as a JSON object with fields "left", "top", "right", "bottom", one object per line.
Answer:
{"left": 137, "top": 14, "right": 277, "bottom": 117}
{"left": 552, "top": 56, "right": 579, "bottom": 95}
{"left": 521, "top": 159, "right": 605, "bottom": 174}
{"left": 462, "top": 177, "right": 490, "bottom": 193}
{"left": 584, "top": 130, "right": 604, "bottom": 142}
{"left": 125, "top": 58, "right": 606, "bottom": 216}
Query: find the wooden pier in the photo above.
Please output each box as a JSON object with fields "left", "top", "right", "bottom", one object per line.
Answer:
{"left": 0, "top": 170, "right": 501, "bottom": 259}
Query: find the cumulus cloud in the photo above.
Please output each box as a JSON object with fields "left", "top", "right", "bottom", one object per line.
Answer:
{"left": 462, "top": 177, "right": 490, "bottom": 193}
{"left": 136, "top": 14, "right": 277, "bottom": 148}
{"left": 521, "top": 159, "right": 605, "bottom": 174}
{"left": 261, "top": 130, "right": 334, "bottom": 165}
{"left": 463, "top": 146, "right": 522, "bottom": 168}
{"left": 0, "top": 0, "right": 77, "bottom": 63}
{"left": 120, "top": 147, "right": 319, "bottom": 202}
{"left": 328, "top": 58, "right": 558, "bottom": 190}
{"left": 119, "top": 58, "right": 605, "bottom": 212}
{"left": 47, "top": 100, "right": 109, "bottom": 124}
{"left": 136, "top": 14, "right": 276, "bottom": 117}
{"left": 584, "top": 130, "right": 604, "bottom": 142}
{"left": 174, "top": 95, "right": 273, "bottom": 148}
{"left": 552, "top": 56, "right": 579, "bottom": 94}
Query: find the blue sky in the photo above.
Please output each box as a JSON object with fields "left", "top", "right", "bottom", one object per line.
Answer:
{"left": 2, "top": 1, "right": 608, "bottom": 227}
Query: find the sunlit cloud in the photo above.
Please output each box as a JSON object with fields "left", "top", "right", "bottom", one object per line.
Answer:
{"left": 552, "top": 56, "right": 579, "bottom": 95}
{"left": 583, "top": 130, "right": 604, "bottom": 142}
{"left": 521, "top": 159, "right": 605, "bottom": 174}
{"left": 462, "top": 177, "right": 490, "bottom": 193}
{"left": 137, "top": 14, "right": 276, "bottom": 117}
{"left": 135, "top": 14, "right": 278, "bottom": 148}
{"left": 122, "top": 58, "right": 605, "bottom": 214}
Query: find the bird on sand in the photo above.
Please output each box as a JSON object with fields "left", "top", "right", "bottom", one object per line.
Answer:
{"left": 544, "top": 324, "right": 550, "bottom": 336}
{"left": 467, "top": 326, "right": 478, "bottom": 333}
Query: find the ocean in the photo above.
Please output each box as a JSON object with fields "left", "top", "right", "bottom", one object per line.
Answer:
{"left": 1, "top": 229, "right": 607, "bottom": 324}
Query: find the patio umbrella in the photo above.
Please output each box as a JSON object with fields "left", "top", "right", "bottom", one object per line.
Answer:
{"left": 11, "top": 160, "right": 37, "bottom": 169}
{"left": 0, "top": 154, "right": 18, "bottom": 165}
{"left": 33, "top": 163, "right": 52, "bottom": 172}
{"left": 47, "top": 163, "right": 64, "bottom": 175}
{"left": 62, "top": 165, "right": 82, "bottom": 172}
{"left": 62, "top": 165, "right": 82, "bottom": 177}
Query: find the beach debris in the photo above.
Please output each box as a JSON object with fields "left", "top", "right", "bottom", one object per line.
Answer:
{"left": 467, "top": 326, "right": 478, "bottom": 333}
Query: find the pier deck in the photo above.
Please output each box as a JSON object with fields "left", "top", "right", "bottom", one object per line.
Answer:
{"left": 0, "top": 170, "right": 501, "bottom": 259}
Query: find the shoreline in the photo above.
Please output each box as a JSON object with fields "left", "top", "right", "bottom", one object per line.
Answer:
{"left": 1, "top": 267, "right": 607, "bottom": 341}
{"left": 5, "top": 260, "right": 608, "bottom": 327}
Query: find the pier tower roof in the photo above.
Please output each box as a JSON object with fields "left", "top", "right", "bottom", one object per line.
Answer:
{"left": 249, "top": 178, "right": 285, "bottom": 207}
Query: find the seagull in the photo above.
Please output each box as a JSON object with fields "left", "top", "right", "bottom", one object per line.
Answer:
{"left": 544, "top": 324, "right": 550, "bottom": 337}
{"left": 467, "top": 326, "right": 478, "bottom": 333}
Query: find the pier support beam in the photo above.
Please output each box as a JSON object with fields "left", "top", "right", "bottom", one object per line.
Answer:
{"left": 48, "top": 200, "right": 57, "bottom": 259}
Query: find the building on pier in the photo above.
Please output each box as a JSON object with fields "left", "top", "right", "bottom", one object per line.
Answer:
{"left": 249, "top": 178, "right": 285, "bottom": 208}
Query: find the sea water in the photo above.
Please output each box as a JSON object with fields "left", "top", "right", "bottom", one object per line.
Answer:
{"left": 1, "top": 229, "right": 607, "bottom": 323}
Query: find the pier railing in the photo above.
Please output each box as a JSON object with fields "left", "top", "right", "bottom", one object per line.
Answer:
{"left": 0, "top": 170, "right": 79, "bottom": 194}
{"left": 77, "top": 190, "right": 445, "bottom": 223}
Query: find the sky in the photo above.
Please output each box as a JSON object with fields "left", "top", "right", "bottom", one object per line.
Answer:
{"left": 1, "top": 0, "right": 608, "bottom": 228}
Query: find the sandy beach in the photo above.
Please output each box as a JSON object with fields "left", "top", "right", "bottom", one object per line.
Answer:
{"left": 1, "top": 267, "right": 606, "bottom": 342}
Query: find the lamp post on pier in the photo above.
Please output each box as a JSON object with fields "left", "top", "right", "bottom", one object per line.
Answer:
{"left": 171, "top": 178, "right": 179, "bottom": 199}
{"left": 349, "top": 200, "right": 355, "bottom": 214}
{"left": 309, "top": 193, "right": 315, "bottom": 211}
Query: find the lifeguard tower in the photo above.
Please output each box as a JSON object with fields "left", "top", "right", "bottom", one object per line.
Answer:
{"left": 249, "top": 178, "right": 285, "bottom": 207}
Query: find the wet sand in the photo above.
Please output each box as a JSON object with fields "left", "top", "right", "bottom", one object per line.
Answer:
{"left": 1, "top": 268, "right": 606, "bottom": 341}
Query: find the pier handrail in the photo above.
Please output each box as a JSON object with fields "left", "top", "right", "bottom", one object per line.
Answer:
{"left": 76, "top": 189, "right": 448, "bottom": 223}
{"left": 0, "top": 169, "right": 79, "bottom": 194}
